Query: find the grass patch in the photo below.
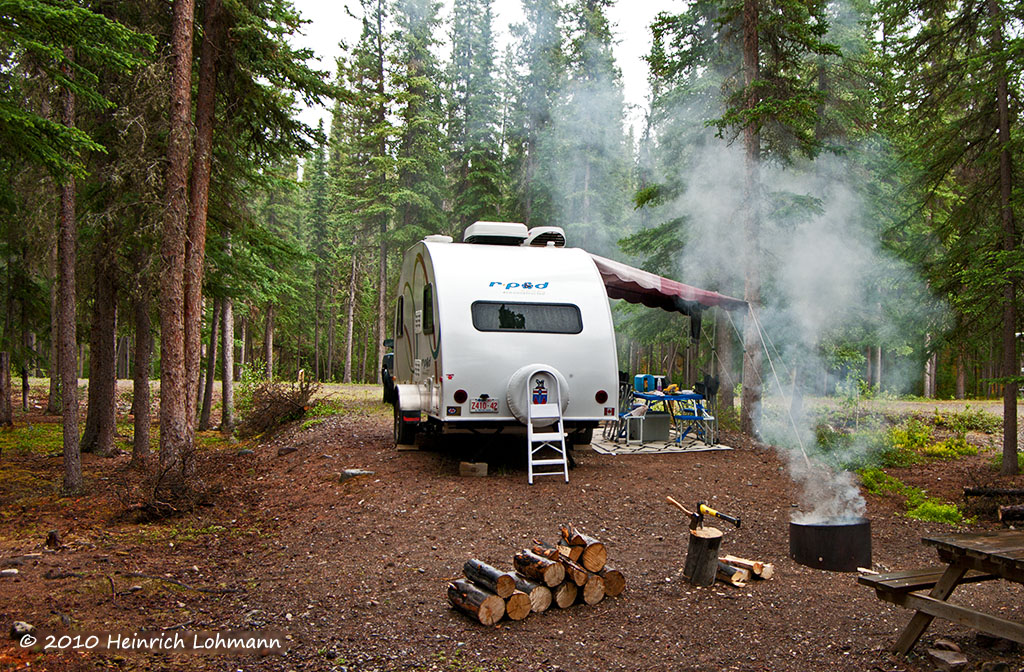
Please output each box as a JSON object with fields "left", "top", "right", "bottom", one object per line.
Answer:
{"left": 0, "top": 422, "right": 64, "bottom": 455}
{"left": 989, "top": 451, "right": 1024, "bottom": 472}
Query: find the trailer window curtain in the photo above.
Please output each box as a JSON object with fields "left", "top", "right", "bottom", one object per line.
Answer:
{"left": 471, "top": 301, "right": 583, "bottom": 334}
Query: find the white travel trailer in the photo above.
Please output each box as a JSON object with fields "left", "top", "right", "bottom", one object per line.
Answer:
{"left": 390, "top": 222, "right": 619, "bottom": 449}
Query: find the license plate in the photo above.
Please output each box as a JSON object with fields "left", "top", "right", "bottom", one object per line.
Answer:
{"left": 470, "top": 398, "right": 499, "bottom": 413}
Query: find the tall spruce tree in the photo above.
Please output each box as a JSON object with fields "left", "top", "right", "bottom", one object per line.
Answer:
{"left": 448, "top": 0, "right": 503, "bottom": 234}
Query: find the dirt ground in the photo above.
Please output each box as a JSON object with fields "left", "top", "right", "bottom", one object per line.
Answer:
{"left": 1, "top": 385, "right": 1024, "bottom": 672}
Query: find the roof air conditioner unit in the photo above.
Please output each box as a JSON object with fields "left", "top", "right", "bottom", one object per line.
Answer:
{"left": 523, "top": 226, "right": 566, "bottom": 248}
{"left": 463, "top": 221, "right": 528, "bottom": 245}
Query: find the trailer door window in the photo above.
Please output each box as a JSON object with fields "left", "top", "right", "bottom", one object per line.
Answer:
{"left": 471, "top": 301, "right": 582, "bottom": 334}
{"left": 395, "top": 296, "right": 404, "bottom": 337}
{"left": 422, "top": 284, "right": 435, "bottom": 334}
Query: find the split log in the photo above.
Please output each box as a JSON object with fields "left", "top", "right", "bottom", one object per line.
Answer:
{"left": 559, "top": 523, "right": 607, "bottom": 572}
{"left": 463, "top": 559, "right": 516, "bottom": 598}
{"left": 580, "top": 572, "right": 605, "bottom": 605}
{"left": 964, "top": 487, "right": 1024, "bottom": 499}
{"left": 720, "top": 554, "right": 775, "bottom": 580}
{"left": 514, "top": 550, "right": 564, "bottom": 587}
{"left": 531, "top": 542, "right": 588, "bottom": 586}
{"left": 505, "top": 590, "right": 532, "bottom": 620}
{"left": 716, "top": 561, "right": 750, "bottom": 586}
{"left": 512, "top": 573, "right": 551, "bottom": 613}
{"left": 560, "top": 543, "right": 583, "bottom": 563}
{"left": 597, "top": 566, "right": 626, "bottom": 596}
{"left": 552, "top": 580, "right": 577, "bottom": 609}
{"left": 683, "top": 527, "right": 723, "bottom": 587}
{"left": 999, "top": 505, "right": 1024, "bottom": 524}
{"left": 447, "top": 579, "right": 505, "bottom": 625}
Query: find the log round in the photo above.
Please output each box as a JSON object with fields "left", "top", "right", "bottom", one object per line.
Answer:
{"left": 552, "top": 580, "right": 577, "bottom": 608}
{"left": 683, "top": 526, "right": 723, "bottom": 587}
{"left": 597, "top": 566, "right": 625, "bottom": 597}
{"left": 505, "top": 590, "right": 532, "bottom": 621}
{"left": 448, "top": 579, "right": 505, "bottom": 625}
{"left": 581, "top": 573, "right": 605, "bottom": 605}
{"left": 512, "top": 573, "right": 552, "bottom": 613}
{"left": 514, "top": 550, "right": 565, "bottom": 587}
{"left": 463, "top": 559, "right": 516, "bottom": 598}
{"left": 581, "top": 543, "right": 607, "bottom": 573}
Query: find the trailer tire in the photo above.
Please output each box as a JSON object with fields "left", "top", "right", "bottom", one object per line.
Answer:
{"left": 570, "top": 426, "right": 593, "bottom": 445}
{"left": 394, "top": 404, "right": 417, "bottom": 446}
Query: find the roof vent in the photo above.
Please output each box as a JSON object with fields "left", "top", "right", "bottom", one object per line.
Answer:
{"left": 524, "top": 226, "right": 566, "bottom": 248}
{"left": 463, "top": 221, "right": 528, "bottom": 245}
{"left": 423, "top": 234, "right": 453, "bottom": 243}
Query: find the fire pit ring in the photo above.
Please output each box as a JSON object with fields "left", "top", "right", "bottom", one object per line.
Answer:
{"left": 789, "top": 517, "right": 871, "bottom": 572}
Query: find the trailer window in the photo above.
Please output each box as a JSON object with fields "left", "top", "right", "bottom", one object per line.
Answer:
{"left": 395, "top": 296, "right": 404, "bottom": 337}
{"left": 422, "top": 284, "right": 434, "bottom": 334}
{"left": 471, "top": 302, "right": 582, "bottom": 334}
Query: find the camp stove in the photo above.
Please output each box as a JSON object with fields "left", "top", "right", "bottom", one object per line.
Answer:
{"left": 789, "top": 517, "right": 871, "bottom": 572}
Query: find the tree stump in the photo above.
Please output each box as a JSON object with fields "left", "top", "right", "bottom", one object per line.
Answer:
{"left": 683, "top": 527, "right": 723, "bottom": 587}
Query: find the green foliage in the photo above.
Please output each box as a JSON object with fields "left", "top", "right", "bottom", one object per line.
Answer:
{"left": 918, "top": 436, "right": 977, "bottom": 460}
{"left": 857, "top": 467, "right": 968, "bottom": 525}
{"left": 930, "top": 406, "right": 1002, "bottom": 435}
{"left": 235, "top": 359, "right": 267, "bottom": 418}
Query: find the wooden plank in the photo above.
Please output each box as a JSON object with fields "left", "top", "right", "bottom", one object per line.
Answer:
{"left": 892, "top": 563, "right": 967, "bottom": 656}
{"left": 892, "top": 591, "right": 1024, "bottom": 645}
{"left": 859, "top": 568, "right": 997, "bottom": 594}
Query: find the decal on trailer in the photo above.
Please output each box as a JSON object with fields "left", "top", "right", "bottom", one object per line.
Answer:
{"left": 532, "top": 379, "right": 548, "bottom": 404}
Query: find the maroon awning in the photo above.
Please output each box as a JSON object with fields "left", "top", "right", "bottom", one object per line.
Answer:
{"left": 589, "top": 254, "right": 747, "bottom": 313}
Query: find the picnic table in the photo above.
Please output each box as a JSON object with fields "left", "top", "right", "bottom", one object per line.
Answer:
{"left": 858, "top": 529, "right": 1024, "bottom": 655}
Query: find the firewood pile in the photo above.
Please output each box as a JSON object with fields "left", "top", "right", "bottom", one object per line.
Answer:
{"left": 447, "top": 523, "right": 626, "bottom": 625}
{"left": 716, "top": 554, "right": 775, "bottom": 587}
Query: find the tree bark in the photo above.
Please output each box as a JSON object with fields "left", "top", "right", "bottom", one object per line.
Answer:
{"left": 198, "top": 298, "right": 219, "bottom": 431}
{"left": 238, "top": 315, "right": 247, "bottom": 373}
{"left": 221, "top": 293, "right": 235, "bottom": 432}
{"left": 0, "top": 352, "right": 12, "bottom": 427}
{"left": 740, "top": 0, "right": 762, "bottom": 438}
{"left": 343, "top": 245, "right": 357, "bottom": 383}
{"left": 326, "top": 290, "right": 336, "bottom": 381}
{"left": 47, "top": 255, "right": 60, "bottom": 414}
{"left": 183, "top": 0, "right": 225, "bottom": 456}
{"left": 463, "top": 559, "right": 515, "bottom": 598}
{"left": 989, "top": 0, "right": 1018, "bottom": 476}
{"left": 58, "top": 50, "right": 82, "bottom": 493}
{"left": 264, "top": 302, "right": 274, "bottom": 380}
{"left": 131, "top": 284, "right": 152, "bottom": 466}
{"left": 513, "top": 550, "right": 565, "bottom": 587}
{"left": 80, "top": 258, "right": 117, "bottom": 456}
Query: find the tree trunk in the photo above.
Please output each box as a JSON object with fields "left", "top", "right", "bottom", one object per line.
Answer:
{"left": 264, "top": 302, "right": 274, "bottom": 380}
{"left": 326, "top": 289, "right": 336, "bottom": 381}
{"left": 80, "top": 259, "right": 117, "bottom": 456}
{"left": 955, "top": 344, "right": 966, "bottom": 400}
{"left": 47, "top": 264, "right": 60, "bottom": 414}
{"left": 183, "top": 0, "right": 225, "bottom": 459}
{"left": 131, "top": 285, "right": 152, "bottom": 466}
{"left": 58, "top": 51, "right": 82, "bottom": 493}
{"left": 198, "top": 298, "right": 220, "bottom": 431}
{"left": 875, "top": 344, "right": 882, "bottom": 391}
{"left": 739, "top": 0, "right": 762, "bottom": 438}
{"left": 0, "top": 352, "right": 12, "bottom": 427}
{"left": 989, "top": 0, "right": 1018, "bottom": 475}
{"left": 314, "top": 274, "right": 321, "bottom": 381}
{"left": 221, "top": 294, "right": 235, "bottom": 432}
{"left": 343, "top": 246, "right": 357, "bottom": 383}
{"left": 238, "top": 315, "right": 247, "bottom": 373}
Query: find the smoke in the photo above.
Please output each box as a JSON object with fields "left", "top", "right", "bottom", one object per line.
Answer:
{"left": 644, "top": 126, "right": 944, "bottom": 525}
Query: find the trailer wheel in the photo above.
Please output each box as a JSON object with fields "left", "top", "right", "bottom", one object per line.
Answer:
{"left": 394, "top": 404, "right": 417, "bottom": 446}
{"left": 571, "top": 427, "right": 593, "bottom": 445}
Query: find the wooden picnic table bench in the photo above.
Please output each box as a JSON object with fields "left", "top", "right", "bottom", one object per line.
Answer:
{"left": 858, "top": 530, "right": 1024, "bottom": 656}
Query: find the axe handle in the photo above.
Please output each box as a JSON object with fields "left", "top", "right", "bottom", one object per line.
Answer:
{"left": 666, "top": 496, "right": 695, "bottom": 517}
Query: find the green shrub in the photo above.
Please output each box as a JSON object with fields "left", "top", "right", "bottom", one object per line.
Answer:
{"left": 919, "top": 436, "right": 978, "bottom": 460}
{"left": 905, "top": 499, "right": 968, "bottom": 525}
{"left": 931, "top": 405, "right": 1001, "bottom": 434}
{"left": 857, "top": 467, "right": 905, "bottom": 496}
{"left": 235, "top": 359, "right": 267, "bottom": 418}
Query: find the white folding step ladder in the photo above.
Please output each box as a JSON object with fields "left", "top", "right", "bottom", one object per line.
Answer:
{"left": 525, "top": 369, "right": 569, "bottom": 484}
